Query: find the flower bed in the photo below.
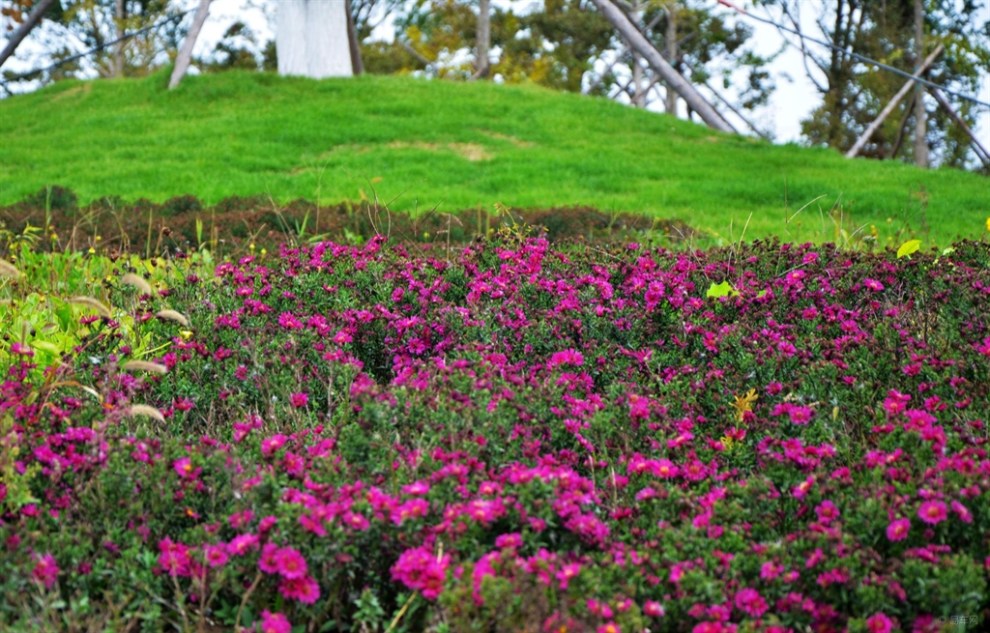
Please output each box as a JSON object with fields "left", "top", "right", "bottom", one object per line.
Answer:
{"left": 1, "top": 236, "right": 989, "bottom": 631}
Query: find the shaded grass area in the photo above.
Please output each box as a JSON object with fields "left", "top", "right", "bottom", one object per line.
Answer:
{"left": 1, "top": 70, "right": 988, "bottom": 244}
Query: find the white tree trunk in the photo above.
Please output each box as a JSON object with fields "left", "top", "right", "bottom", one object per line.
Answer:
{"left": 277, "top": 0, "right": 353, "bottom": 78}
{"left": 913, "top": 0, "right": 928, "bottom": 167}
{"left": 169, "top": 0, "right": 213, "bottom": 90}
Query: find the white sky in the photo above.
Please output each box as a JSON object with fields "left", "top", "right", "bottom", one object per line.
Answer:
{"left": 3, "top": 0, "right": 987, "bottom": 148}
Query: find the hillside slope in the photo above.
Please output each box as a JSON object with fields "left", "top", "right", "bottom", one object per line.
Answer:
{"left": 1, "top": 70, "right": 987, "bottom": 244}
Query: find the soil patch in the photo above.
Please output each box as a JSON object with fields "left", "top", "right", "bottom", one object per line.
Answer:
{"left": 0, "top": 188, "right": 700, "bottom": 257}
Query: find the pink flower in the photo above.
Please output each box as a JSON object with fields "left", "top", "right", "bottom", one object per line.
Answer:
{"left": 275, "top": 546, "right": 308, "bottom": 579}
{"left": 760, "top": 560, "right": 783, "bottom": 580}
{"left": 261, "top": 434, "right": 288, "bottom": 457}
{"left": 792, "top": 476, "right": 815, "bottom": 499}
{"left": 391, "top": 547, "right": 449, "bottom": 600}
{"left": 259, "top": 542, "right": 280, "bottom": 574}
{"left": 278, "top": 575, "right": 321, "bottom": 604}
{"left": 555, "top": 563, "right": 581, "bottom": 590}
{"left": 863, "top": 278, "right": 885, "bottom": 292}
{"left": 865, "top": 612, "right": 894, "bottom": 633}
{"left": 643, "top": 600, "right": 665, "bottom": 617}
{"left": 886, "top": 518, "right": 910, "bottom": 542}
{"left": 32, "top": 553, "right": 59, "bottom": 589}
{"left": 547, "top": 349, "right": 584, "bottom": 369}
{"left": 883, "top": 390, "right": 911, "bottom": 416}
{"left": 203, "top": 544, "right": 229, "bottom": 568}
{"left": 951, "top": 500, "right": 973, "bottom": 524}
{"left": 495, "top": 533, "right": 523, "bottom": 549}
{"left": 226, "top": 533, "right": 260, "bottom": 556}
{"left": 173, "top": 457, "right": 197, "bottom": 480}
{"left": 10, "top": 342, "right": 33, "bottom": 357}
{"left": 391, "top": 498, "right": 430, "bottom": 525}
{"left": 402, "top": 481, "right": 430, "bottom": 495}
{"left": 917, "top": 500, "right": 947, "bottom": 525}
{"left": 815, "top": 500, "right": 840, "bottom": 524}
{"left": 157, "top": 538, "right": 193, "bottom": 577}
{"left": 259, "top": 610, "right": 291, "bottom": 633}
{"left": 805, "top": 548, "right": 824, "bottom": 569}
{"left": 734, "top": 587, "right": 768, "bottom": 618}
{"left": 289, "top": 392, "right": 308, "bottom": 408}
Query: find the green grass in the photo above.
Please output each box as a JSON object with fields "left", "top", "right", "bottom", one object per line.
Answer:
{"left": 1, "top": 69, "right": 988, "bottom": 244}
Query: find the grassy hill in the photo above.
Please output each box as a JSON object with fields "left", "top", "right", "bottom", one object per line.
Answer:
{"left": 1, "top": 70, "right": 987, "bottom": 245}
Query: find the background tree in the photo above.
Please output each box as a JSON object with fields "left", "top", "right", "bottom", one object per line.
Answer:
{"left": 587, "top": 1, "right": 774, "bottom": 135}
{"left": 1, "top": 0, "right": 183, "bottom": 89}
{"left": 755, "top": 0, "right": 990, "bottom": 169}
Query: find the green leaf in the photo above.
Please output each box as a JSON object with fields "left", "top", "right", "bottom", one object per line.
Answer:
{"left": 706, "top": 281, "right": 739, "bottom": 299}
{"left": 897, "top": 239, "right": 921, "bottom": 258}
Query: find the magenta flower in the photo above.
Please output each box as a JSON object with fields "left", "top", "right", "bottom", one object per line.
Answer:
{"left": 951, "top": 500, "right": 973, "bottom": 524}
{"left": 172, "top": 457, "right": 197, "bottom": 480}
{"left": 157, "top": 538, "right": 193, "bottom": 577}
{"left": 495, "top": 533, "right": 523, "bottom": 549}
{"left": 202, "top": 544, "right": 229, "bottom": 568}
{"left": 10, "top": 342, "right": 34, "bottom": 357}
{"left": 917, "top": 500, "right": 948, "bottom": 525}
{"left": 289, "top": 391, "right": 308, "bottom": 408}
{"left": 391, "top": 498, "right": 430, "bottom": 525}
{"left": 555, "top": 562, "right": 581, "bottom": 590}
{"left": 401, "top": 481, "right": 430, "bottom": 495}
{"left": 259, "top": 610, "right": 291, "bottom": 633}
{"left": 260, "top": 434, "right": 288, "bottom": 457}
{"left": 391, "top": 546, "right": 449, "bottom": 600}
{"left": 643, "top": 600, "right": 665, "bottom": 617}
{"left": 547, "top": 348, "right": 584, "bottom": 369}
{"left": 865, "top": 612, "right": 894, "bottom": 633}
{"left": 259, "top": 542, "right": 280, "bottom": 574}
{"left": 863, "top": 278, "right": 885, "bottom": 292}
{"left": 278, "top": 574, "right": 320, "bottom": 604}
{"left": 734, "top": 587, "right": 768, "bottom": 618}
{"left": 815, "top": 500, "right": 840, "bottom": 524}
{"left": 32, "top": 553, "right": 59, "bottom": 589}
{"left": 886, "top": 518, "right": 910, "bottom": 542}
{"left": 226, "top": 533, "right": 260, "bottom": 556}
{"left": 883, "top": 390, "right": 911, "bottom": 416}
{"left": 275, "top": 546, "right": 308, "bottom": 579}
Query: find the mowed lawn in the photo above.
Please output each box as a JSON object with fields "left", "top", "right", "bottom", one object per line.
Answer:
{"left": 1, "top": 70, "right": 988, "bottom": 245}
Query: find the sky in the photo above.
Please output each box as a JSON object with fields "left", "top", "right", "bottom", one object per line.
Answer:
{"left": 2, "top": 0, "right": 987, "bottom": 148}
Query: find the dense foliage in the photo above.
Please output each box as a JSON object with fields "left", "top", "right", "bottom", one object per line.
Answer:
{"left": 1, "top": 233, "right": 989, "bottom": 631}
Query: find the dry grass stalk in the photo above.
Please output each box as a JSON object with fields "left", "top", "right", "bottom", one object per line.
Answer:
{"left": 122, "top": 360, "right": 168, "bottom": 375}
{"left": 156, "top": 309, "right": 190, "bottom": 327}
{"left": 70, "top": 296, "right": 113, "bottom": 318}
{"left": 127, "top": 404, "right": 166, "bottom": 423}
{"left": 0, "top": 260, "right": 21, "bottom": 279}
{"left": 121, "top": 273, "right": 153, "bottom": 296}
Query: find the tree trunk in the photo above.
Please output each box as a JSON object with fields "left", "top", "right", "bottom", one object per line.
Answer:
{"left": 475, "top": 0, "right": 491, "bottom": 78}
{"left": 345, "top": 0, "right": 364, "bottom": 75}
{"left": 114, "top": 0, "right": 126, "bottom": 77}
{"left": 0, "top": 0, "right": 57, "bottom": 69}
{"left": 913, "top": 0, "right": 928, "bottom": 167}
{"left": 169, "top": 0, "right": 213, "bottom": 90}
{"left": 277, "top": 0, "right": 353, "bottom": 78}
{"left": 592, "top": 0, "right": 735, "bottom": 133}
{"left": 664, "top": 4, "right": 677, "bottom": 114}
{"left": 845, "top": 44, "right": 943, "bottom": 158}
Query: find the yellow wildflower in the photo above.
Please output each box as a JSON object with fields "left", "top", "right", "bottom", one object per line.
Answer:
{"left": 733, "top": 388, "right": 758, "bottom": 421}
